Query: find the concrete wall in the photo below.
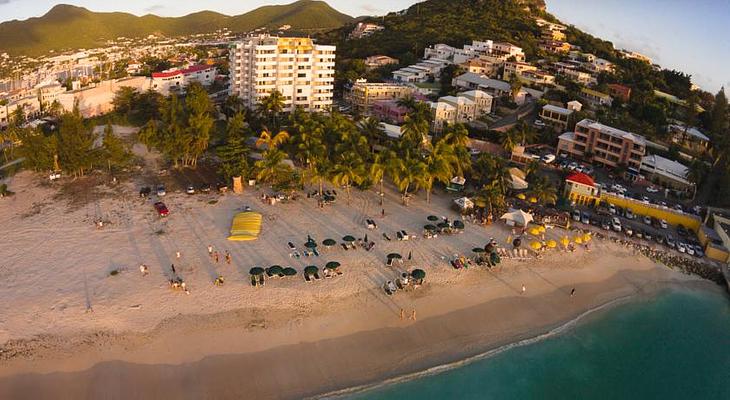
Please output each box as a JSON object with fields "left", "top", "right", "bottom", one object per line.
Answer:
{"left": 601, "top": 193, "right": 701, "bottom": 232}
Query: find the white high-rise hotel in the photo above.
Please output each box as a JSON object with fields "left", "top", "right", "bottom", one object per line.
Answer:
{"left": 229, "top": 35, "right": 336, "bottom": 112}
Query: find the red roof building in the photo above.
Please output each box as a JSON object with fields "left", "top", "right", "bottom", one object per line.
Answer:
{"left": 566, "top": 172, "right": 595, "bottom": 187}
{"left": 564, "top": 172, "right": 599, "bottom": 205}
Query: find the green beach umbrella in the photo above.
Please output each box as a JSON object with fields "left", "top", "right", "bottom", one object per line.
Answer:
{"left": 472, "top": 247, "right": 485, "bottom": 253}
{"left": 282, "top": 267, "right": 297, "bottom": 276}
{"left": 305, "top": 241, "right": 317, "bottom": 249}
{"left": 267, "top": 265, "right": 283, "bottom": 275}
{"left": 427, "top": 215, "right": 439, "bottom": 221}
{"left": 325, "top": 261, "right": 341, "bottom": 270}
{"left": 411, "top": 269, "right": 426, "bottom": 280}
{"left": 249, "top": 267, "right": 265, "bottom": 276}
{"left": 343, "top": 235, "right": 356, "bottom": 242}
{"left": 304, "top": 265, "right": 319, "bottom": 275}
{"left": 322, "top": 238, "right": 336, "bottom": 247}
{"left": 424, "top": 224, "right": 437, "bottom": 231}
{"left": 453, "top": 220, "right": 465, "bottom": 229}
{"left": 490, "top": 252, "right": 501, "bottom": 265}
{"left": 387, "top": 253, "right": 402, "bottom": 259}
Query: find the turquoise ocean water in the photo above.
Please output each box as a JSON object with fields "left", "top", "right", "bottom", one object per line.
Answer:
{"left": 348, "top": 288, "right": 730, "bottom": 400}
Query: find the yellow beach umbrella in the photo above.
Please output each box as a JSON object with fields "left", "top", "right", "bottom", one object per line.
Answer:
{"left": 583, "top": 233, "right": 592, "bottom": 242}
{"left": 561, "top": 236, "right": 570, "bottom": 247}
{"left": 538, "top": 225, "right": 546, "bottom": 233}
{"left": 546, "top": 240, "right": 557, "bottom": 248}
{"left": 506, "top": 235, "right": 513, "bottom": 244}
{"left": 530, "top": 241, "right": 542, "bottom": 250}
{"left": 574, "top": 237, "right": 583, "bottom": 244}
{"left": 529, "top": 197, "right": 538, "bottom": 203}
{"left": 517, "top": 193, "right": 526, "bottom": 200}
{"left": 529, "top": 227, "right": 541, "bottom": 236}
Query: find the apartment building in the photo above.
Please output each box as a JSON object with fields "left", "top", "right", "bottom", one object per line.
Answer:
{"left": 371, "top": 99, "right": 409, "bottom": 124}
{"left": 58, "top": 77, "right": 150, "bottom": 118}
{"left": 640, "top": 154, "right": 693, "bottom": 192}
{"left": 349, "top": 22, "right": 384, "bottom": 39}
{"left": 461, "top": 58, "right": 497, "bottom": 77}
{"left": 580, "top": 88, "right": 613, "bottom": 107}
{"left": 392, "top": 59, "right": 449, "bottom": 83}
{"left": 348, "top": 80, "right": 413, "bottom": 114}
{"left": 431, "top": 90, "right": 492, "bottom": 131}
{"left": 552, "top": 62, "right": 596, "bottom": 85}
{"left": 151, "top": 64, "right": 217, "bottom": 95}
{"left": 539, "top": 40, "right": 571, "bottom": 54}
{"left": 502, "top": 62, "right": 537, "bottom": 80}
{"left": 423, "top": 41, "right": 493, "bottom": 64}
{"left": 452, "top": 72, "right": 543, "bottom": 104}
{"left": 491, "top": 42, "right": 525, "bottom": 61}
{"left": 229, "top": 35, "right": 336, "bottom": 112}
{"left": 364, "top": 55, "right": 399, "bottom": 70}
{"left": 619, "top": 50, "right": 652, "bottom": 64}
{"left": 557, "top": 119, "right": 646, "bottom": 172}
{"left": 539, "top": 104, "right": 573, "bottom": 131}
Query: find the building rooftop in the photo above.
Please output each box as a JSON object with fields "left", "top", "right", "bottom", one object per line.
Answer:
{"left": 542, "top": 104, "right": 572, "bottom": 115}
{"left": 578, "top": 119, "right": 646, "bottom": 146}
{"left": 641, "top": 154, "right": 690, "bottom": 184}
{"left": 566, "top": 172, "right": 595, "bottom": 187}
{"left": 669, "top": 124, "right": 710, "bottom": 142}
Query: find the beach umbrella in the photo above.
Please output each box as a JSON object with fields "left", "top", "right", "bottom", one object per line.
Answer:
{"left": 583, "top": 233, "right": 592, "bottom": 242}
{"left": 516, "top": 193, "right": 526, "bottom": 200}
{"left": 561, "top": 236, "right": 570, "bottom": 247}
{"left": 506, "top": 235, "right": 512, "bottom": 244}
{"left": 424, "top": 224, "right": 437, "bottom": 231}
{"left": 305, "top": 241, "right": 318, "bottom": 249}
{"left": 513, "top": 237, "right": 522, "bottom": 248}
{"left": 472, "top": 247, "right": 486, "bottom": 253}
{"left": 529, "top": 227, "right": 541, "bottom": 236}
{"left": 574, "top": 237, "right": 583, "bottom": 244}
{"left": 325, "top": 261, "right": 341, "bottom": 270}
{"left": 437, "top": 222, "right": 450, "bottom": 229}
{"left": 249, "top": 267, "right": 265, "bottom": 276}
{"left": 529, "top": 197, "right": 538, "bottom": 203}
{"left": 268, "top": 265, "right": 284, "bottom": 275}
{"left": 530, "top": 241, "right": 542, "bottom": 250}
{"left": 538, "top": 225, "right": 546, "bottom": 233}
{"left": 427, "top": 215, "right": 439, "bottom": 221}
{"left": 304, "top": 265, "right": 319, "bottom": 275}
{"left": 411, "top": 269, "right": 426, "bottom": 280}
{"left": 453, "top": 220, "right": 465, "bottom": 229}
{"left": 387, "top": 253, "right": 402, "bottom": 260}
{"left": 343, "top": 235, "right": 356, "bottom": 242}
{"left": 322, "top": 238, "right": 336, "bottom": 247}
{"left": 282, "top": 267, "right": 298, "bottom": 276}
{"left": 407, "top": 250, "right": 412, "bottom": 260}
{"left": 546, "top": 240, "right": 557, "bottom": 248}
{"left": 490, "top": 252, "right": 501, "bottom": 265}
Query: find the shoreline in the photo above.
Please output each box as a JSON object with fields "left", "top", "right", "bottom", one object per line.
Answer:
{"left": 0, "top": 259, "right": 712, "bottom": 400}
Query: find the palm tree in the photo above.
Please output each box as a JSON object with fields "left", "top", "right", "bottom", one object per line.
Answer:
{"left": 529, "top": 175, "right": 558, "bottom": 205}
{"left": 515, "top": 122, "right": 537, "bottom": 145}
{"left": 423, "top": 140, "right": 456, "bottom": 202}
{"left": 474, "top": 181, "right": 506, "bottom": 214}
{"left": 370, "top": 149, "right": 396, "bottom": 205}
{"left": 473, "top": 153, "right": 511, "bottom": 194}
{"left": 401, "top": 115, "right": 429, "bottom": 149}
{"left": 257, "top": 90, "right": 285, "bottom": 130}
{"left": 391, "top": 153, "right": 427, "bottom": 205}
{"left": 255, "top": 130, "right": 291, "bottom": 187}
{"left": 499, "top": 129, "right": 520, "bottom": 152}
{"left": 330, "top": 151, "right": 366, "bottom": 204}
{"left": 358, "top": 117, "right": 386, "bottom": 149}
{"left": 256, "top": 130, "right": 290, "bottom": 150}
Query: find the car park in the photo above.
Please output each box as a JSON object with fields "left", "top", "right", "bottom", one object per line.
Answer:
{"left": 156, "top": 185, "right": 166, "bottom": 196}
{"left": 153, "top": 202, "right": 169, "bottom": 217}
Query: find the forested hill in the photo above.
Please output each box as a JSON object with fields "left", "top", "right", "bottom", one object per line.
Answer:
{"left": 0, "top": 0, "right": 353, "bottom": 56}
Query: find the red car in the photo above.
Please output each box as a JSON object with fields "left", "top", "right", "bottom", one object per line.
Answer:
{"left": 154, "top": 201, "right": 169, "bottom": 217}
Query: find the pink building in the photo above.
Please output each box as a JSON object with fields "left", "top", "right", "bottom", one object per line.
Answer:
{"left": 372, "top": 99, "right": 409, "bottom": 124}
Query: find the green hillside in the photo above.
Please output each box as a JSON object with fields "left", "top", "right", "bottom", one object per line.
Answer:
{"left": 0, "top": 0, "right": 353, "bottom": 56}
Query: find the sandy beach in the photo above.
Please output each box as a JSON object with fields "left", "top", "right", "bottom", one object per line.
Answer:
{"left": 0, "top": 170, "right": 705, "bottom": 399}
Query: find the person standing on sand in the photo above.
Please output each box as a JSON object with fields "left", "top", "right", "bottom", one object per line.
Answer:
{"left": 400, "top": 309, "right": 404, "bottom": 320}
{"left": 411, "top": 309, "right": 417, "bottom": 321}
{"left": 521, "top": 284, "right": 526, "bottom": 294}
{"left": 381, "top": 208, "right": 385, "bottom": 217}
{"left": 171, "top": 264, "right": 176, "bottom": 274}
{"left": 225, "top": 251, "right": 231, "bottom": 264}
{"left": 139, "top": 264, "right": 149, "bottom": 276}
{"left": 176, "top": 251, "right": 181, "bottom": 259}
{"left": 207, "top": 245, "right": 213, "bottom": 255}
{"left": 213, "top": 252, "right": 219, "bottom": 263}
{"left": 570, "top": 288, "right": 576, "bottom": 297}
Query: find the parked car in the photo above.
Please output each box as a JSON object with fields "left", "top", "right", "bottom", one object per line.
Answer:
{"left": 186, "top": 184, "right": 196, "bottom": 195}
{"left": 139, "top": 186, "right": 151, "bottom": 198}
{"left": 677, "top": 242, "right": 686, "bottom": 253}
{"left": 625, "top": 209, "right": 635, "bottom": 220}
{"left": 609, "top": 204, "right": 617, "bottom": 214}
{"left": 644, "top": 231, "right": 653, "bottom": 241}
{"left": 685, "top": 244, "right": 695, "bottom": 256}
{"left": 583, "top": 166, "right": 594, "bottom": 176}
{"left": 641, "top": 195, "right": 650, "bottom": 203}
{"left": 156, "top": 185, "right": 166, "bottom": 196}
{"left": 153, "top": 201, "right": 169, "bottom": 217}
{"left": 624, "top": 226, "right": 633, "bottom": 236}
{"left": 568, "top": 162, "right": 578, "bottom": 171}
{"left": 200, "top": 184, "right": 212, "bottom": 193}
{"left": 534, "top": 119, "right": 546, "bottom": 127}
{"left": 611, "top": 217, "right": 622, "bottom": 232}
{"left": 646, "top": 186, "right": 659, "bottom": 193}
{"left": 581, "top": 212, "right": 590, "bottom": 224}
{"left": 665, "top": 235, "right": 676, "bottom": 249}
{"left": 601, "top": 219, "right": 611, "bottom": 230}
{"left": 693, "top": 245, "right": 705, "bottom": 258}
{"left": 643, "top": 216, "right": 652, "bottom": 225}
{"left": 572, "top": 209, "right": 581, "bottom": 222}
{"left": 217, "top": 182, "right": 229, "bottom": 193}
{"left": 677, "top": 225, "right": 688, "bottom": 237}
{"left": 541, "top": 154, "right": 556, "bottom": 164}
{"left": 659, "top": 219, "right": 668, "bottom": 229}
{"left": 49, "top": 171, "right": 61, "bottom": 181}
{"left": 635, "top": 230, "right": 643, "bottom": 239}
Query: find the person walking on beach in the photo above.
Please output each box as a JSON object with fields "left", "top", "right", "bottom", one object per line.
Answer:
{"left": 171, "top": 264, "right": 176, "bottom": 274}
{"left": 139, "top": 264, "right": 149, "bottom": 276}
{"left": 176, "top": 251, "right": 181, "bottom": 259}
{"left": 570, "top": 288, "right": 576, "bottom": 297}
{"left": 521, "top": 284, "right": 526, "bottom": 294}
{"left": 225, "top": 251, "right": 232, "bottom": 265}
{"left": 400, "top": 309, "right": 404, "bottom": 320}
{"left": 207, "top": 245, "right": 213, "bottom": 255}
{"left": 213, "top": 251, "right": 219, "bottom": 263}
{"left": 410, "top": 309, "right": 417, "bottom": 321}
{"left": 381, "top": 208, "right": 385, "bottom": 217}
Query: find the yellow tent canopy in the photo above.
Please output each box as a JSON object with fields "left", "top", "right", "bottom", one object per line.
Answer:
{"left": 530, "top": 241, "right": 542, "bottom": 250}
{"left": 228, "top": 212, "right": 263, "bottom": 241}
{"left": 546, "top": 240, "right": 557, "bottom": 248}
{"left": 529, "top": 227, "right": 541, "bottom": 236}
{"left": 574, "top": 237, "right": 583, "bottom": 244}
{"left": 561, "top": 236, "right": 570, "bottom": 247}
{"left": 583, "top": 233, "right": 592, "bottom": 242}
{"left": 538, "top": 225, "right": 546, "bottom": 233}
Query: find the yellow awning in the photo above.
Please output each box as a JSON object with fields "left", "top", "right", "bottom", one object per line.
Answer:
{"left": 228, "top": 212, "right": 263, "bottom": 241}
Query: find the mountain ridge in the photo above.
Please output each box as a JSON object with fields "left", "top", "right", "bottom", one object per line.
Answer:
{"left": 0, "top": 0, "right": 353, "bottom": 56}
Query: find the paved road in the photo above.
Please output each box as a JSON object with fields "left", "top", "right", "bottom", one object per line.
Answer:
{"left": 489, "top": 100, "right": 536, "bottom": 131}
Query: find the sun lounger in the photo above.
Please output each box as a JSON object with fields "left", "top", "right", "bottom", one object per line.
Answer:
{"left": 314, "top": 272, "right": 321, "bottom": 280}
{"left": 341, "top": 243, "right": 349, "bottom": 251}
{"left": 401, "top": 230, "right": 409, "bottom": 240}
{"left": 304, "top": 273, "right": 312, "bottom": 282}
{"left": 288, "top": 242, "right": 296, "bottom": 251}
{"left": 251, "top": 276, "right": 257, "bottom": 287}
{"left": 258, "top": 275, "right": 265, "bottom": 286}
{"left": 383, "top": 233, "right": 391, "bottom": 241}
{"left": 384, "top": 280, "right": 397, "bottom": 295}
{"left": 386, "top": 258, "right": 394, "bottom": 267}
{"left": 396, "top": 231, "right": 403, "bottom": 240}
{"left": 293, "top": 251, "right": 301, "bottom": 259}
{"left": 313, "top": 249, "right": 320, "bottom": 257}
